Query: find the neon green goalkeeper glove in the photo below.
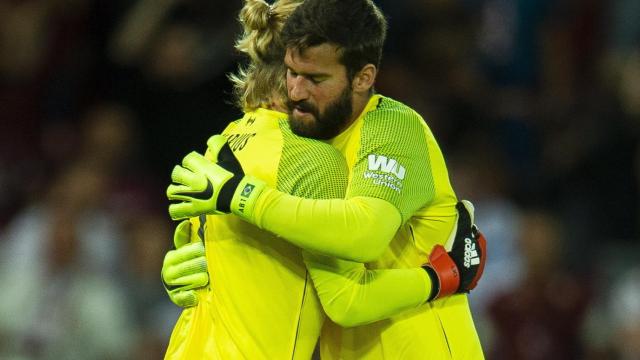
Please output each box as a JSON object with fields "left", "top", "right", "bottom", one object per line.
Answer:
{"left": 166, "top": 135, "right": 265, "bottom": 220}
{"left": 161, "top": 220, "right": 209, "bottom": 308}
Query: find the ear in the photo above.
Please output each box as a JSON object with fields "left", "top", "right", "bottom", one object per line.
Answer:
{"left": 352, "top": 64, "right": 377, "bottom": 93}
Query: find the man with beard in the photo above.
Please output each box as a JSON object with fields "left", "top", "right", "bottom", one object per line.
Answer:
{"left": 167, "top": 0, "right": 486, "bottom": 358}
{"left": 162, "top": 0, "right": 485, "bottom": 359}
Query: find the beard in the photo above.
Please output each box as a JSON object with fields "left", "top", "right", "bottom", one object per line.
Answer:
{"left": 286, "top": 85, "right": 353, "bottom": 140}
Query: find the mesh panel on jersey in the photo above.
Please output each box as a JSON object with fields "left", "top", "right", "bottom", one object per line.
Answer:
{"left": 348, "top": 97, "right": 436, "bottom": 221}
{"left": 277, "top": 119, "right": 348, "bottom": 199}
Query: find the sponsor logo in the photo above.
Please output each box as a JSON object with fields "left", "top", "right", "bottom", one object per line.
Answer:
{"left": 367, "top": 154, "right": 406, "bottom": 179}
{"left": 181, "top": 179, "right": 213, "bottom": 200}
{"left": 464, "top": 237, "right": 480, "bottom": 268}
{"left": 364, "top": 154, "right": 406, "bottom": 192}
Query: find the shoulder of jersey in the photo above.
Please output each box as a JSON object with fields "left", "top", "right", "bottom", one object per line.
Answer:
{"left": 280, "top": 119, "right": 344, "bottom": 157}
{"left": 367, "top": 96, "right": 424, "bottom": 124}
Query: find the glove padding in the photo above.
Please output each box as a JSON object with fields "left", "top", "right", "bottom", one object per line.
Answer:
{"left": 423, "top": 200, "right": 487, "bottom": 301}
{"left": 161, "top": 220, "right": 209, "bottom": 308}
{"left": 167, "top": 135, "right": 265, "bottom": 220}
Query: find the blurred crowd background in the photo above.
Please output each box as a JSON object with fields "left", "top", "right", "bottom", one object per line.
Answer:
{"left": 0, "top": 0, "right": 638, "bottom": 359}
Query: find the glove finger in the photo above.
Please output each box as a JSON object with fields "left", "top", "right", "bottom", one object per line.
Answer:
{"left": 460, "top": 199, "right": 475, "bottom": 225}
{"left": 171, "top": 290, "right": 199, "bottom": 308}
{"left": 173, "top": 220, "right": 191, "bottom": 248}
{"left": 165, "top": 242, "right": 205, "bottom": 266}
{"left": 205, "top": 135, "right": 228, "bottom": 162}
{"left": 169, "top": 258, "right": 208, "bottom": 282}
{"left": 162, "top": 248, "right": 184, "bottom": 274}
{"left": 167, "top": 183, "right": 201, "bottom": 201}
{"left": 176, "top": 243, "right": 206, "bottom": 265}
{"left": 171, "top": 165, "right": 198, "bottom": 187}
{"left": 165, "top": 270, "right": 208, "bottom": 291}
{"left": 164, "top": 255, "right": 207, "bottom": 281}
{"left": 174, "top": 273, "right": 209, "bottom": 290}
{"left": 168, "top": 202, "right": 195, "bottom": 220}
{"left": 182, "top": 151, "right": 211, "bottom": 173}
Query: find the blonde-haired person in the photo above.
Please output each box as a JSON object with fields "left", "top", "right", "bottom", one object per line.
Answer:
{"left": 163, "top": 0, "right": 484, "bottom": 359}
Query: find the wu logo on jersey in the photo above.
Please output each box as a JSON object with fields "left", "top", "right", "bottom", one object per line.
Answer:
{"left": 367, "top": 154, "right": 406, "bottom": 180}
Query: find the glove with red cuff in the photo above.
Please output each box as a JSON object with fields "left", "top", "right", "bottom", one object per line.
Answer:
{"left": 423, "top": 200, "right": 487, "bottom": 302}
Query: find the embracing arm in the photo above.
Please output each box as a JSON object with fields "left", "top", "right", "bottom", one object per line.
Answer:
{"left": 303, "top": 252, "right": 430, "bottom": 327}
{"left": 166, "top": 135, "right": 402, "bottom": 262}
{"left": 303, "top": 200, "right": 487, "bottom": 327}
{"left": 251, "top": 191, "right": 401, "bottom": 262}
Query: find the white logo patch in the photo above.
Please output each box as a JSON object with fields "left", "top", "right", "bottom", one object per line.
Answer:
{"left": 464, "top": 237, "right": 480, "bottom": 268}
{"left": 367, "top": 155, "right": 406, "bottom": 179}
{"left": 364, "top": 154, "right": 406, "bottom": 193}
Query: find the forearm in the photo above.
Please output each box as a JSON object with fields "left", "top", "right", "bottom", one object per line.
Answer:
{"left": 249, "top": 189, "right": 401, "bottom": 262}
{"left": 304, "top": 252, "right": 430, "bottom": 327}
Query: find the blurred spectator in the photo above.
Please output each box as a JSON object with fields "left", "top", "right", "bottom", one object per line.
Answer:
{"left": 0, "top": 162, "right": 135, "bottom": 359}
{"left": 449, "top": 134, "right": 525, "bottom": 347}
{"left": 487, "top": 209, "right": 592, "bottom": 359}
{"left": 122, "top": 213, "right": 180, "bottom": 360}
{"left": 582, "top": 242, "right": 640, "bottom": 360}
{"left": 104, "top": 0, "right": 243, "bottom": 175}
{"left": 608, "top": 266, "right": 640, "bottom": 359}
{"left": 75, "top": 101, "right": 162, "bottom": 220}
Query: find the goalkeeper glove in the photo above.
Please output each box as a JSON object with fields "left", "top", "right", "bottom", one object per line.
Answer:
{"left": 161, "top": 220, "right": 209, "bottom": 307}
{"left": 166, "top": 135, "right": 265, "bottom": 220}
{"left": 423, "top": 200, "right": 487, "bottom": 301}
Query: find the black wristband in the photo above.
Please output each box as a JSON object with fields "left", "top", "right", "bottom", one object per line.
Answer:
{"left": 422, "top": 266, "right": 440, "bottom": 302}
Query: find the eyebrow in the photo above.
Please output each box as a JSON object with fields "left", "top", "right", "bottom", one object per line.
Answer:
{"left": 286, "top": 67, "right": 330, "bottom": 78}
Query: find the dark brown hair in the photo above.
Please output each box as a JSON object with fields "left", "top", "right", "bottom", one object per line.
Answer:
{"left": 281, "top": 0, "right": 387, "bottom": 80}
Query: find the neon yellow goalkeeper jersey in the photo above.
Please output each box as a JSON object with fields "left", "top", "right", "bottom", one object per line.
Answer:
{"left": 319, "top": 95, "right": 484, "bottom": 359}
{"left": 164, "top": 108, "right": 348, "bottom": 359}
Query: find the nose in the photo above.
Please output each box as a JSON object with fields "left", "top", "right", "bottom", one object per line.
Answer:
{"left": 288, "top": 76, "right": 309, "bottom": 102}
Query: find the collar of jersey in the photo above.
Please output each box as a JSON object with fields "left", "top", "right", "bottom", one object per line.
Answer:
{"left": 254, "top": 107, "right": 288, "bottom": 120}
{"left": 330, "top": 94, "right": 383, "bottom": 143}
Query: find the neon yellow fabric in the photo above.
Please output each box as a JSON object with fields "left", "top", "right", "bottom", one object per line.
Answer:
{"left": 164, "top": 108, "right": 438, "bottom": 359}
{"left": 303, "top": 252, "right": 431, "bottom": 327}
{"left": 323, "top": 95, "right": 483, "bottom": 359}
{"left": 253, "top": 192, "right": 401, "bottom": 262}
{"left": 165, "top": 109, "right": 339, "bottom": 359}
{"left": 245, "top": 96, "right": 483, "bottom": 359}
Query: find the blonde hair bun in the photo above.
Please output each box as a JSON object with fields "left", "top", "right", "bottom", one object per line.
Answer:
{"left": 240, "top": 0, "right": 273, "bottom": 32}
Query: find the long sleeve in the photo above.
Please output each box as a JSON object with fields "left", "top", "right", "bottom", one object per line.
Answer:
{"left": 249, "top": 189, "right": 402, "bottom": 262}
{"left": 303, "top": 251, "right": 431, "bottom": 327}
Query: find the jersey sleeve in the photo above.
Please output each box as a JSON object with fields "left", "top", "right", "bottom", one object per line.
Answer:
{"left": 275, "top": 122, "right": 348, "bottom": 199}
{"left": 241, "top": 122, "right": 401, "bottom": 263}
{"left": 247, "top": 107, "right": 435, "bottom": 261}
{"left": 346, "top": 106, "right": 435, "bottom": 222}
{"left": 253, "top": 192, "right": 400, "bottom": 262}
{"left": 303, "top": 251, "right": 431, "bottom": 327}
{"left": 274, "top": 127, "right": 432, "bottom": 326}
